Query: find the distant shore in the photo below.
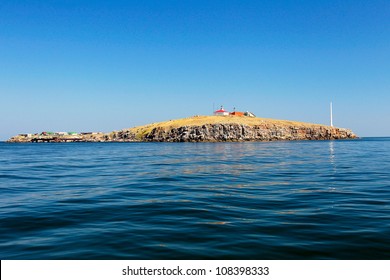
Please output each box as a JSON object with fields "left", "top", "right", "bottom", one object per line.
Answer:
{"left": 7, "top": 115, "right": 358, "bottom": 143}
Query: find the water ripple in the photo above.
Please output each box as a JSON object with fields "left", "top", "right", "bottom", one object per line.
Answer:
{"left": 1, "top": 139, "right": 390, "bottom": 259}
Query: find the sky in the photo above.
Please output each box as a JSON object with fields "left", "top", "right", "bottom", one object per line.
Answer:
{"left": 1, "top": 0, "right": 389, "bottom": 140}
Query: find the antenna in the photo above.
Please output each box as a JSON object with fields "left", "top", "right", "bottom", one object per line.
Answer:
{"left": 330, "top": 102, "right": 333, "bottom": 127}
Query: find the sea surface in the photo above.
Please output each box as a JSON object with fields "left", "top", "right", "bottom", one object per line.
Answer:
{"left": 1, "top": 138, "right": 390, "bottom": 259}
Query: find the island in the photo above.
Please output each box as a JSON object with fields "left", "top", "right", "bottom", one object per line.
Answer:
{"left": 7, "top": 115, "right": 357, "bottom": 143}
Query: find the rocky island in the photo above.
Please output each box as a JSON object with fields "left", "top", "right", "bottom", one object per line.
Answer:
{"left": 7, "top": 115, "right": 357, "bottom": 143}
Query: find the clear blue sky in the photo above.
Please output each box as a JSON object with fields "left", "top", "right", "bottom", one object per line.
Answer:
{"left": 1, "top": 0, "right": 389, "bottom": 140}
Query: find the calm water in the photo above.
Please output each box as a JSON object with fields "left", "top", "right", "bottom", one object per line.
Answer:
{"left": 1, "top": 138, "right": 390, "bottom": 259}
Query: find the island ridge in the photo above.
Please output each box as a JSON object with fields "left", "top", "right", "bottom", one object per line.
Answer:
{"left": 7, "top": 115, "right": 357, "bottom": 143}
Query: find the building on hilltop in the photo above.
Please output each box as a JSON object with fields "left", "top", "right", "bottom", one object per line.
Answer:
{"left": 214, "top": 105, "right": 229, "bottom": 116}
{"left": 213, "top": 105, "right": 255, "bottom": 117}
{"left": 244, "top": 111, "right": 256, "bottom": 117}
{"left": 229, "top": 107, "right": 244, "bottom": 116}
{"left": 230, "top": 111, "right": 244, "bottom": 116}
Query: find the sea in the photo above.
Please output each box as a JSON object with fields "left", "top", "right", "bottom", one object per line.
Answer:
{"left": 1, "top": 138, "right": 390, "bottom": 260}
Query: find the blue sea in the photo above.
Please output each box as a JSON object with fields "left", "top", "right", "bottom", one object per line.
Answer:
{"left": 1, "top": 138, "right": 390, "bottom": 259}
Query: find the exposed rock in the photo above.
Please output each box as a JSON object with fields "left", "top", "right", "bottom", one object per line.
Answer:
{"left": 133, "top": 123, "right": 356, "bottom": 142}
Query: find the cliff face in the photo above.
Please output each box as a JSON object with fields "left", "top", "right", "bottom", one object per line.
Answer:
{"left": 132, "top": 123, "right": 356, "bottom": 142}
{"left": 6, "top": 116, "right": 357, "bottom": 143}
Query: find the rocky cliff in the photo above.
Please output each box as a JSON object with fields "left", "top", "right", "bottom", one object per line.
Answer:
{"left": 7, "top": 115, "right": 357, "bottom": 143}
{"left": 124, "top": 123, "right": 356, "bottom": 142}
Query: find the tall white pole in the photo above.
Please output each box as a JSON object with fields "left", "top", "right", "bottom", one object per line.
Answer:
{"left": 330, "top": 102, "right": 333, "bottom": 127}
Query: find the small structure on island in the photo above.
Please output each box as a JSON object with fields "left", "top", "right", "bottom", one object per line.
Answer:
{"left": 214, "top": 105, "right": 229, "bottom": 116}
{"left": 244, "top": 111, "right": 256, "bottom": 117}
{"left": 57, "top": 132, "right": 68, "bottom": 136}
{"left": 229, "top": 107, "right": 244, "bottom": 116}
{"left": 41, "top": 132, "right": 55, "bottom": 136}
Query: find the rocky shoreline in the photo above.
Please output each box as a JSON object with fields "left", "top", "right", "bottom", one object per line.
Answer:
{"left": 136, "top": 123, "right": 357, "bottom": 142}
{"left": 7, "top": 116, "right": 357, "bottom": 143}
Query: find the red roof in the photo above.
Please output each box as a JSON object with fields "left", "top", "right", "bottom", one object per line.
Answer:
{"left": 215, "top": 109, "right": 227, "bottom": 113}
{"left": 230, "top": 111, "right": 244, "bottom": 116}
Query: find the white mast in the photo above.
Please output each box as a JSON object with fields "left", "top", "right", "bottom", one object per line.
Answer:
{"left": 330, "top": 102, "right": 333, "bottom": 127}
